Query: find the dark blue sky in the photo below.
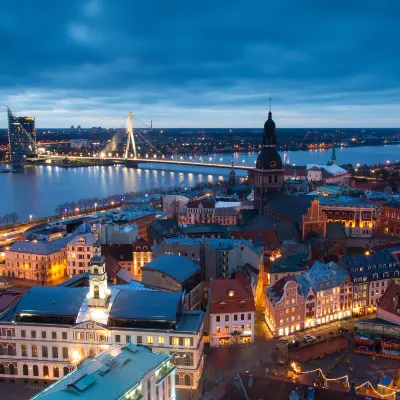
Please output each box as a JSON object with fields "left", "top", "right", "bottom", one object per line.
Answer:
{"left": 2, "top": 0, "right": 400, "bottom": 128}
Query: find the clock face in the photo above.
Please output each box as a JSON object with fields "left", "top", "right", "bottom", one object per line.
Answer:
{"left": 270, "top": 160, "right": 277, "bottom": 168}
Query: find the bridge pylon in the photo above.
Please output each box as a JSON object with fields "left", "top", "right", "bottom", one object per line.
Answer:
{"left": 125, "top": 111, "right": 137, "bottom": 159}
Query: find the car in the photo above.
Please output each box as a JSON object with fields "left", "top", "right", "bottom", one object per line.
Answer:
{"left": 303, "top": 335, "right": 316, "bottom": 344}
{"left": 338, "top": 327, "right": 349, "bottom": 334}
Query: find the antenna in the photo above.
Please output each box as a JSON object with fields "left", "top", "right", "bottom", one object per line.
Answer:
{"left": 269, "top": 97, "right": 272, "bottom": 113}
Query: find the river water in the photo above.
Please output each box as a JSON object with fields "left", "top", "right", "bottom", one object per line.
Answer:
{"left": 1, "top": 144, "right": 400, "bottom": 220}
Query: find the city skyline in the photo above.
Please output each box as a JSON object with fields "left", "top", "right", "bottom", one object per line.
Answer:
{"left": 1, "top": 1, "right": 400, "bottom": 128}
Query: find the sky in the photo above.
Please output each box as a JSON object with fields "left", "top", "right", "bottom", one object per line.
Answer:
{"left": 1, "top": 0, "right": 400, "bottom": 128}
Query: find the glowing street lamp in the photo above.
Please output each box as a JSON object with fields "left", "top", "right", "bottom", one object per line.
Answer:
{"left": 29, "top": 214, "right": 32, "bottom": 224}
{"left": 94, "top": 203, "right": 97, "bottom": 212}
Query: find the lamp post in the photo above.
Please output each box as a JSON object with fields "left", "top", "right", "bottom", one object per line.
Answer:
{"left": 29, "top": 214, "right": 33, "bottom": 225}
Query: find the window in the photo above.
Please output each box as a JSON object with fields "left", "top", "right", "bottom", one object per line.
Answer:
{"left": 247, "top": 324, "right": 251, "bottom": 331}
{"left": 175, "top": 373, "right": 180, "bottom": 386}
{"left": 225, "top": 315, "right": 229, "bottom": 322}
{"left": 43, "top": 365, "right": 49, "bottom": 378}
{"left": 115, "top": 334, "right": 121, "bottom": 343}
{"left": 21, "top": 330, "right": 26, "bottom": 338}
{"left": 32, "top": 345, "right": 38, "bottom": 357}
{"left": 42, "top": 346, "right": 48, "bottom": 358}
{"left": 52, "top": 347, "right": 58, "bottom": 358}
{"left": 247, "top": 313, "right": 252, "bottom": 320}
{"left": 23, "top": 364, "right": 29, "bottom": 376}
{"left": 53, "top": 366, "right": 59, "bottom": 378}
{"left": 41, "top": 331, "right": 47, "bottom": 339}
{"left": 7, "top": 345, "right": 13, "bottom": 356}
{"left": 62, "top": 332, "right": 67, "bottom": 340}
{"left": 216, "top": 327, "right": 220, "bottom": 333}
{"left": 52, "top": 332, "right": 57, "bottom": 340}
{"left": 63, "top": 367, "right": 69, "bottom": 376}
{"left": 184, "top": 374, "right": 191, "bottom": 386}
{"left": 99, "top": 335, "right": 106, "bottom": 342}
{"left": 126, "top": 335, "right": 131, "bottom": 343}
{"left": 241, "top": 314, "right": 245, "bottom": 320}
{"left": 216, "top": 316, "right": 220, "bottom": 322}
{"left": 33, "top": 365, "right": 39, "bottom": 377}
{"left": 137, "top": 336, "right": 142, "bottom": 344}
{"left": 62, "top": 347, "right": 68, "bottom": 359}
{"left": 184, "top": 338, "right": 191, "bottom": 347}
{"left": 31, "top": 331, "right": 36, "bottom": 339}
{"left": 147, "top": 336, "right": 154, "bottom": 345}
{"left": 21, "top": 345, "right": 28, "bottom": 357}
{"left": 172, "top": 337, "right": 179, "bottom": 346}
{"left": 0, "top": 364, "right": 4, "bottom": 374}
{"left": 77, "top": 332, "right": 84, "bottom": 340}
{"left": 241, "top": 325, "right": 244, "bottom": 331}
{"left": 158, "top": 336, "right": 164, "bottom": 345}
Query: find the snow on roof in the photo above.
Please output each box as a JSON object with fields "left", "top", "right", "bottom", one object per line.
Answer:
{"left": 215, "top": 201, "right": 242, "bottom": 208}
{"left": 306, "top": 163, "right": 348, "bottom": 175}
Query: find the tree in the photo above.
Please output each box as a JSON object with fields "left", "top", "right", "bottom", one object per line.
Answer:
{"left": 9, "top": 212, "right": 19, "bottom": 227}
{"left": 55, "top": 204, "right": 64, "bottom": 215}
{"left": 38, "top": 258, "right": 51, "bottom": 286}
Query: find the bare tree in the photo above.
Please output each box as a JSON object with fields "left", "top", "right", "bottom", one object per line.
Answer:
{"left": 38, "top": 258, "right": 51, "bottom": 286}
{"left": 9, "top": 212, "right": 19, "bottom": 227}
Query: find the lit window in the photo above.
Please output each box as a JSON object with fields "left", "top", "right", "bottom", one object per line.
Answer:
{"left": 87, "top": 333, "right": 94, "bottom": 341}
{"left": 184, "top": 338, "right": 191, "bottom": 347}
{"left": 147, "top": 336, "right": 154, "bottom": 345}
{"left": 158, "top": 336, "right": 164, "bottom": 345}
{"left": 172, "top": 337, "right": 179, "bottom": 347}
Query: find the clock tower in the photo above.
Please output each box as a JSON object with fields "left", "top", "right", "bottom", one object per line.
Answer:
{"left": 254, "top": 107, "right": 284, "bottom": 214}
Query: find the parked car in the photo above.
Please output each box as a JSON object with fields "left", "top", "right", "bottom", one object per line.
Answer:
{"left": 303, "top": 335, "right": 316, "bottom": 344}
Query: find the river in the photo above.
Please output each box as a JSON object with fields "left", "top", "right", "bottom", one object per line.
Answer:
{"left": 1, "top": 144, "right": 400, "bottom": 220}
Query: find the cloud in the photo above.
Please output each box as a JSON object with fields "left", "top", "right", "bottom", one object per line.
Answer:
{"left": 1, "top": 0, "right": 400, "bottom": 127}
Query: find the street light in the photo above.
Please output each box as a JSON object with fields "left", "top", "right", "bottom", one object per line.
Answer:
{"left": 94, "top": 203, "right": 97, "bottom": 212}
{"left": 29, "top": 214, "right": 32, "bottom": 224}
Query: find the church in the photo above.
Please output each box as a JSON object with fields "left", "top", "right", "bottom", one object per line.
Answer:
{"left": 254, "top": 108, "right": 284, "bottom": 214}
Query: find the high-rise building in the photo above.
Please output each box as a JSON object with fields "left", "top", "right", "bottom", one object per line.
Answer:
{"left": 254, "top": 109, "right": 284, "bottom": 213}
{"left": 7, "top": 106, "right": 37, "bottom": 162}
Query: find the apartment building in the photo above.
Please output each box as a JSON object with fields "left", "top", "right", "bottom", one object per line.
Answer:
{"left": 380, "top": 200, "right": 400, "bottom": 235}
{"left": 3, "top": 236, "right": 72, "bottom": 282}
{"left": 67, "top": 233, "right": 95, "bottom": 276}
{"left": 209, "top": 278, "right": 255, "bottom": 347}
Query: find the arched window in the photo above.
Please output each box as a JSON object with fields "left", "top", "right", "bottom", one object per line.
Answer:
{"left": 0, "top": 346, "right": 3, "bottom": 355}
{"left": 94, "top": 285, "right": 99, "bottom": 299}
{"left": 23, "top": 364, "right": 29, "bottom": 376}
{"left": 0, "top": 364, "right": 4, "bottom": 374}
{"left": 184, "top": 374, "right": 191, "bottom": 386}
{"left": 9, "top": 364, "right": 15, "bottom": 375}
{"left": 33, "top": 365, "right": 39, "bottom": 377}
{"left": 53, "top": 366, "right": 59, "bottom": 378}
{"left": 89, "top": 348, "right": 95, "bottom": 357}
{"left": 32, "top": 345, "right": 38, "bottom": 357}
{"left": 42, "top": 346, "right": 48, "bottom": 358}
{"left": 43, "top": 366, "right": 49, "bottom": 378}
{"left": 93, "top": 268, "right": 99, "bottom": 274}
{"left": 175, "top": 373, "right": 180, "bottom": 386}
{"left": 63, "top": 367, "right": 69, "bottom": 376}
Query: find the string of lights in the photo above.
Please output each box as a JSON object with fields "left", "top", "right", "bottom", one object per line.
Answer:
{"left": 292, "top": 363, "right": 398, "bottom": 399}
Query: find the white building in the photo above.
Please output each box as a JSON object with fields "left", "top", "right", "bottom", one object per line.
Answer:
{"left": 209, "top": 278, "right": 255, "bottom": 347}
{"left": 67, "top": 233, "right": 95, "bottom": 276}
{"left": 0, "top": 243, "right": 204, "bottom": 390}
{"left": 306, "top": 164, "right": 350, "bottom": 184}
{"left": 31, "top": 344, "right": 176, "bottom": 400}
{"left": 100, "top": 223, "right": 138, "bottom": 245}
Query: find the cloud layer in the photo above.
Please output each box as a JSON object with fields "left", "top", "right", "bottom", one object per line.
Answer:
{"left": 1, "top": 0, "right": 400, "bottom": 128}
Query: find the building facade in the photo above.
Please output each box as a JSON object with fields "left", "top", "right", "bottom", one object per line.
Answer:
{"left": 0, "top": 248, "right": 204, "bottom": 390}
{"left": 7, "top": 106, "right": 37, "bottom": 163}
{"left": 3, "top": 237, "right": 71, "bottom": 282}
{"left": 209, "top": 278, "right": 255, "bottom": 347}
{"left": 67, "top": 234, "right": 94, "bottom": 276}
{"left": 180, "top": 199, "right": 215, "bottom": 225}
{"left": 133, "top": 237, "right": 152, "bottom": 278}
{"left": 380, "top": 200, "right": 400, "bottom": 236}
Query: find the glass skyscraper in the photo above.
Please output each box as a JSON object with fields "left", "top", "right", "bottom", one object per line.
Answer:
{"left": 7, "top": 106, "right": 37, "bottom": 162}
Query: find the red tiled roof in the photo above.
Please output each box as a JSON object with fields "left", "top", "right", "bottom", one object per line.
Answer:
{"left": 377, "top": 282, "right": 400, "bottom": 316}
{"left": 285, "top": 167, "right": 308, "bottom": 177}
{"left": 0, "top": 292, "right": 21, "bottom": 313}
{"left": 210, "top": 278, "right": 255, "bottom": 314}
{"left": 269, "top": 275, "right": 297, "bottom": 300}
{"left": 187, "top": 199, "right": 215, "bottom": 209}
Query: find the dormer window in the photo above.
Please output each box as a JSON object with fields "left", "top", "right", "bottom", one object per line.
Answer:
{"left": 228, "top": 290, "right": 235, "bottom": 297}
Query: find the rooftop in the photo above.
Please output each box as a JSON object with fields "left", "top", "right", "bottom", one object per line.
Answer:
{"left": 302, "top": 261, "right": 348, "bottom": 292}
{"left": 377, "top": 282, "right": 400, "bottom": 318}
{"left": 306, "top": 163, "right": 348, "bottom": 176}
{"left": 30, "top": 344, "right": 171, "bottom": 400}
{"left": 270, "top": 254, "right": 309, "bottom": 274}
{"left": 143, "top": 254, "right": 200, "bottom": 283}
{"left": 9, "top": 234, "right": 76, "bottom": 255}
{"left": 210, "top": 278, "right": 255, "bottom": 314}
{"left": 14, "top": 287, "right": 88, "bottom": 318}
{"left": 215, "top": 201, "right": 242, "bottom": 208}
{"left": 319, "top": 195, "right": 377, "bottom": 208}
{"left": 383, "top": 199, "right": 400, "bottom": 209}
{"left": 264, "top": 194, "right": 315, "bottom": 222}
{"left": 110, "top": 290, "right": 181, "bottom": 322}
